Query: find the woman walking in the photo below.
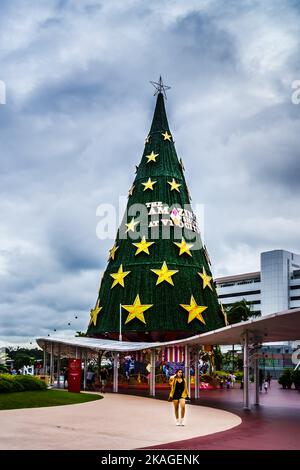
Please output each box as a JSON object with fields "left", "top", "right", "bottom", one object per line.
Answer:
{"left": 168, "top": 369, "right": 189, "bottom": 426}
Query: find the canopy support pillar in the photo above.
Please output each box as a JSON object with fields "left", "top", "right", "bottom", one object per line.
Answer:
{"left": 185, "top": 345, "right": 191, "bottom": 397}
{"left": 150, "top": 349, "right": 156, "bottom": 397}
{"left": 243, "top": 330, "right": 251, "bottom": 410}
{"left": 113, "top": 352, "right": 118, "bottom": 393}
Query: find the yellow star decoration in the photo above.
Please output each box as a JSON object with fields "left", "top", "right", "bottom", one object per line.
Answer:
{"left": 110, "top": 264, "right": 131, "bottom": 289}
{"left": 89, "top": 300, "right": 102, "bottom": 326}
{"left": 180, "top": 296, "right": 207, "bottom": 324}
{"left": 108, "top": 243, "right": 119, "bottom": 261}
{"left": 162, "top": 131, "right": 172, "bottom": 141}
{"left": 125, "top": 217, "right": 139, "bottom": 233}
{"left": 168, "top": 178, "right": 181, "bottom": 192}
{"left": 122, "top": 294, "right": 153, "bottom": 325}
{"left": 198, "top": 266, "right": 213, "bottom": 291}
{"left": 132, "top": 236, "right": 154, "bottom": 255}
{"left": 151, "top": 261, "right": 178, "bottom": 286}
{"left": 146, "top": 151, "right": 159, "bottom": 163}
{"left": 128, "top": 184, "right": 135, "bottom": 197}
{"left": 174, "top": 238, "right": 193, "bottom": 257}
{"left": 142, "top": 177, "right": 156, "bottom": 191}
{"left": 220, "top": 303, "right": 229, "bottom": 326}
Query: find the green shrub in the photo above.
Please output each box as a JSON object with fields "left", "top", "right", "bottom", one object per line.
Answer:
{"left": 14, "top": 375, "right": 47, "bottom": 391}
{"left": 200, "top": 373, "right": 220, "bottom": 388}
{"left": 214, "top": 371, "right": 228, "bottom": 379}
{"left": 0, "top": 376, "right": 15, "bottom": 393}
{"left": 234, "top": 371, "right": 243, "bottom": 382}
{"left": 210, "top": 372, "right": 221, "bottom": 388}
{"left": 214, "top": 370, "right": 243, "bottom": 381}
{"left": 0, "top": 374, "right": 47, "bottom": 393}
{"left": 200, "top": 373, "right": 213, "bottom": 384}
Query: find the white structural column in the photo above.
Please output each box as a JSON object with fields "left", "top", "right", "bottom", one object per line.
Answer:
{"left": 150, "top": 349, "right": 156, "bottom": 397}
{"left": 83, "top": 353, "right": 87, "bottom": 391}
{"left": 254, "top": 355, "right": 260, "bottom": 406}
{"left": 113, "top": 352, "right": 118, "bottom": 393}
{"left": 194, "top": 348, "right": 200, "bottom": 399}
{"left": 184, "top": 345, "right": 191, "bottom": 397}
{"left": 243, "top": 330, "right": 251, "bottom": 410}
{"left": 57, "top": 344, "right": 61, "bottom": 388}
{"left": 43, "top": 343, "right": 47, "bottom": 375}
{"left": 50, "top": 342, "right": 54, "bottom": 385}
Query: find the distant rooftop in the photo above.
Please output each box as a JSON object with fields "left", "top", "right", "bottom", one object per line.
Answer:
{"left": 215, "top": 271, "right": 261, "bottom": 284}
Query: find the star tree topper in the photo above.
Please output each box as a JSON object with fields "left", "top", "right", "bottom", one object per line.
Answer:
{"left": 150, "top": 75, "right": 171, "bottom": 99}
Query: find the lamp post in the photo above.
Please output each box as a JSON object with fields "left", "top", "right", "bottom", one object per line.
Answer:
{"left": 119, "top": 304, "right": 122, "bottom": 342}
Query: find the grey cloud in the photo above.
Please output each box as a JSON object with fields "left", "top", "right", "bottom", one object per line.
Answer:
{"left": 0, "top": 0, "right": 300, "bottom": 345}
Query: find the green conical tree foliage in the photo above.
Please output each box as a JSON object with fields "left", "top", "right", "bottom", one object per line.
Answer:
{"left": 87, "top": 91, "right": 226, "bottom": 341}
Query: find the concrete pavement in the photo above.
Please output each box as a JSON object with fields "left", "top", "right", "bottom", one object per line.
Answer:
{"left": 0, "top": 393, "right": 241, "bottom": 450}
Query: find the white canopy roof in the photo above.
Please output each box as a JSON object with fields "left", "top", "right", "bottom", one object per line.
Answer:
{"left": 36, "top": 307, "right": 300, "bottom": 355}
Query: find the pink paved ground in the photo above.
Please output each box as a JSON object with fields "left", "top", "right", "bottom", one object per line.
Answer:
{"left": 140, "top": 381, "right": 300, "bottom": 450}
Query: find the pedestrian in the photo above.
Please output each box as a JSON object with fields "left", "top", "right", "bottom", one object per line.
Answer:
{"left": 63, "top": 367, "right": 68, "bottom": 389}
{"left": 168, "top": 369, "right": 189, "bottom": 426}
{"left": 86, "top": 370, "right": 95, "bottom": 390}
{"left": 230, "top": 372, "right": 236, "bottom": 388}
{"left": 226, "top": 373, "right": 231, "bottom": 389}
{"left": 162, "top": 363, "right": 170, "bottom": 381}
{"left": 264, "top": 379, "right": 268, "bottom": 393}
{"left": 100, "top": 368, "right": 108, "bottom": 393}
{"left": 266, "top": 372, "right": 272, "bottom": 387}
{"left": 125, "top": 358, "right": 131, "bottom": 380}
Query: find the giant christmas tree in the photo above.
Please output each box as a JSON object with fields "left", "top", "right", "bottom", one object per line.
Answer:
{"left": 87, "top": 79, "right": 226, "bottom": 342}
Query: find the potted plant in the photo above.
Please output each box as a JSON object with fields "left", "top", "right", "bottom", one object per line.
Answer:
{"left": 278, "top": 369, "right": 293, "bottom": 389}
{"left": 292, "top": 369, "right": 300, "bottom": 391}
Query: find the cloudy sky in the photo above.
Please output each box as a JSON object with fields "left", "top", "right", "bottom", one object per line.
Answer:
{"left": 0, "top": 0, "right": 299, "bottom": 346}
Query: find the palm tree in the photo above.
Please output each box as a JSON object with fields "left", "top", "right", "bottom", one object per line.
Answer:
{"left": 227, "top": 299, "right": 261, "bottom": 325}
{"left": 226, "top": 300, "right": 261, "bottom": 372}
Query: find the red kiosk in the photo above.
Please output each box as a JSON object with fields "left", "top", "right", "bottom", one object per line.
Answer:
{"left": 68, "top": 358, "right": 81, "bottom": 393}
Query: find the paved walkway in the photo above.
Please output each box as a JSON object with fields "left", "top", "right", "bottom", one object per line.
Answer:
{"left": 141, "top": 382, "right": 300, "bottom": 450}
{"left": 0, "top": 394, "right": 241, "bottom": 450}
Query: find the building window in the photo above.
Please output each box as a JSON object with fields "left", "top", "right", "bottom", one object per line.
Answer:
{"left": 218, "top": 290, "right": 261, "bottom": 299}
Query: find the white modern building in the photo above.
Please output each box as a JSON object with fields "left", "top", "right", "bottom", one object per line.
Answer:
{"left": 215, "top": 249, "right": 300, "bottom": 316}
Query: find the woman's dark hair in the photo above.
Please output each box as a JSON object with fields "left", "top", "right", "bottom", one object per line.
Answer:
{"left": 175, "top": 369, "right": 184, "bottom": 377}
